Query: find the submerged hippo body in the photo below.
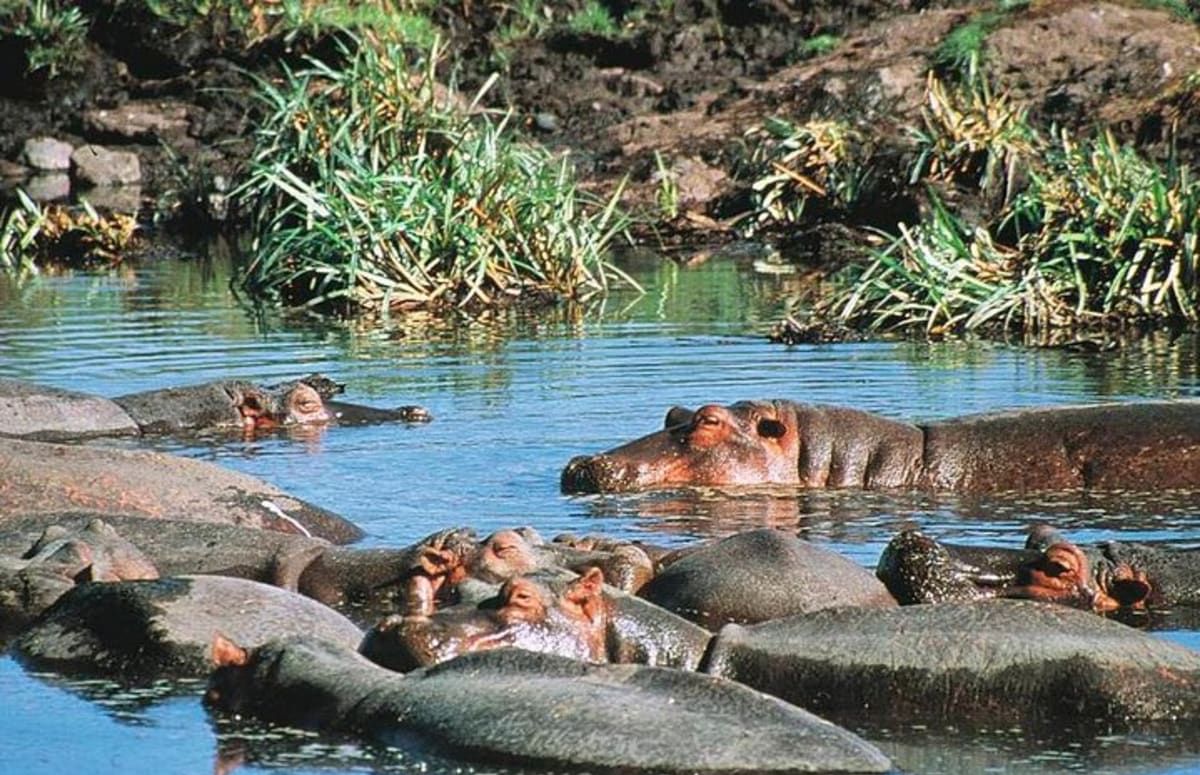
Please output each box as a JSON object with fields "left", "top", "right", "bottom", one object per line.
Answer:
{"left": 0, "top": 376, "right": 429, "bottom": 440}
{"left": 15, "top": 575, "right": 363, "bottom": 679}
{"left": 703, "top": 599, "right": 1200, "bottom": 723}
{"left": 562, "top": 399, "right": 1200, "bottom": 493}
{"left": 206, "top": 637, "right": 893, "bottom": 774}
{"left": 879, "top": 529, "right": 1199, "bottom": 611}
{"left": 0, "top": 513, "right": 474, "bottom": 627}
{"left": 639, "top": 529, "right": 896, "bottom": 630}
{"left": 0, "top": 437, "right": 363, "bottom": 543}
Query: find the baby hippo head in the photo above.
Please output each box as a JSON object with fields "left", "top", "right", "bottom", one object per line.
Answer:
{"left": 561, "top": 401, "right": 800, "bottom": 493}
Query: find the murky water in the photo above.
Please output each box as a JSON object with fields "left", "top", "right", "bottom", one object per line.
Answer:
{"left": 3, "top": 245, "right": 1200, "bottom": 774}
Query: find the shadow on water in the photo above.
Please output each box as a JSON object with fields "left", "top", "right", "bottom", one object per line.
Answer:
{"left": 5, "top": 247, "right": 1200, "bottom": 775}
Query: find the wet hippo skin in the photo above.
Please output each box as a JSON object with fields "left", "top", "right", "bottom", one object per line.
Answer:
{"left": 562, "top": 399, "right": 1200, "bottom": 493}
{"left": 638, "top": 529, "right": 897, "bottom": 629}
{"left": 0, "top": 376, "right": 430, "bottom": 440}
{"left": 0, "top": 438, "right": 364, "bottom": 543}
{"left": 703, "top": 599, "right": 1200, "bottom": 724}
{"left": 879, "top": 528, "right": 1200, "bottom": 611}
{"left": 14, "top": 575, "right": 363, "bottom": 679}
{"left": 206, "top": 636, "right": 894, "bottom": 774}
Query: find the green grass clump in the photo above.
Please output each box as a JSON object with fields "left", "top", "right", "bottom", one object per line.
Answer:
{"left": 235, "top": 38, "right": 634, "bottom": 314}
{"left": 932, "top": 0, "right": 1028, "bottom": 76}
{"left": 825, "top": 128, "right": 1200, "bottom": 337}
{"left": 800, "top": 33, "right": 840, "bottom": 58}
{"left": 738, "top": 117, "right": 873, "bottom": 234}
{"left": 567, "top": 0, "right": 619, "bottom": 37}
{"left": 0, "top": 0, "right": 88, "bottom": 78}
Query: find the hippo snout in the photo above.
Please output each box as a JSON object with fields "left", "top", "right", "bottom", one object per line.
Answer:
{"left": 561, "top": 454, "right": 628, "bottom": 494}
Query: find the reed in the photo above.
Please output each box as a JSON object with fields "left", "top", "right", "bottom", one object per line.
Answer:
{"left": 235, "top": 38, "right": 634, "bottom": 314}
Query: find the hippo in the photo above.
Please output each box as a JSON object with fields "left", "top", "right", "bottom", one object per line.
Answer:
{"left": 0, "top": 437, "right": 363, "bottom": 543}
{"left": 878, "top": 527, "right": 1193, "bottom": 611}
{"left": 702, "top": 599, "right": 1200, "bottom": 723}
{"left": 13, "top": 575, "right": 363, "bottom": 679}
{"left": 0, "top": 518, "right": 160, "bottom": 635}
{"left": 561, "top": 399, "right": 1200, "bottom": 493}
{"left": 361, "top": 568, "right": 609, "bottom": 672}
{"left": 206, "top": 636, "right": 893, "bottom": 774}
{"left": 0, "top": 374, "right": 430, "bottom": 441}
{"left": 0, "top": 513, "right": 476, "bottom": 627}
{"left": 367, "top": 556, "right": 710, "bottom": 671}
{"left": 638, "top": 529, "right": 896, "bottom": 630}
{"left": 469, "top": 527, "right": 656, "bottom": 592}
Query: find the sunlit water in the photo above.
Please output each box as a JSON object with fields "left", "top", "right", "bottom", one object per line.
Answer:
{"left": 3, "top": 245, "right": 1200, "bottom": 774}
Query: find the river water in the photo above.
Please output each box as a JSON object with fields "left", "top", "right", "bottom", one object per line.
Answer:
{"left": 2, "top": 246, "right": 1200, "bottom": 774}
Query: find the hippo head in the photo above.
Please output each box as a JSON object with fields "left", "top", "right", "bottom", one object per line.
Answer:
{"left": 561, "top": 401, "right": 800, "bottom": 493}
{"left": 469, "top": 530, "right": 542, "bottom": 583}
{"left": 876, "top": 530, "right": 988, "bottom": 605}
{"left": 1008, "top": 543, "right": 1121, "bottom": 612}
{"left": 237, "top": 382, "right": 332, "bottom": 429}
{"left": 361, "top": 568, "right": 610, "bottom": 671}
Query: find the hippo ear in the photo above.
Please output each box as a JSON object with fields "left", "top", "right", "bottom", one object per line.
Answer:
{"left": 664, "top": 406, "right": 694, "bottom": 429}
{"left": 211, "top": 633, "right": 250, "bottom": 667}
{"left": 575, "top": 566, "right": 605, "bottom": 597}
{"left": 756, "top": 418, "right": 787, "bottom": 439}
{"left": 568, "top": 567, "right": 607, "bottom": 622}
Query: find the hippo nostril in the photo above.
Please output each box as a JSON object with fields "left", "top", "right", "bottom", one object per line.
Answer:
{"left": 561, "top": 455, "right": 603, "bottom": 494}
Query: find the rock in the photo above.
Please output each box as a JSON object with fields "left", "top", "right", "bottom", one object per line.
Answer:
{"left": 70, "top": 145, "right": 142, "bottom": 187}
{"left": 21, "top": 137, "right": 73, "bottom": 171}
{"left": 83, "top": 101, "right": 191, "bottom": 144}
{"left": 23, "top": 173, "right": 71, "bottom": 202}
{"left": 77, "top": 185, "right": 143, "bottom": 214}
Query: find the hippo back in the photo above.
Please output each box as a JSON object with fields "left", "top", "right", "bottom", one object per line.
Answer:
{"left": 0, "top": 378, "right": 138, "bottom": 440}
{"left": 921, "top": 401, "right": 1200, "bottom": 491}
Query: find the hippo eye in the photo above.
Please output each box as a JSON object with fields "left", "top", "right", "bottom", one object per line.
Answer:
{"left": 697, "top": 414, "right": 721, "bottom": 427}
{"left": 756, "top": 419, "right": 786, "bottom": 439}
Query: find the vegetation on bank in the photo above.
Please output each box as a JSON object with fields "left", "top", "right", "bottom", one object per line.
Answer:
{"left": 812, "top": 66, "right": 1200, "bottom": 338}
{"left": 0, "top": 192, "right": 138, "bottom": 272}
{"left": 0, "top": 0, "right": 88, "bottom": 78}
{"left": 236, "top": 39, "right": 633, "bottom": 314}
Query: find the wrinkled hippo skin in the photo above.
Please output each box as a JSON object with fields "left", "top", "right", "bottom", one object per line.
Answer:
{"left": 0, "top": 375, "right": 430, "bottom": 440}
{"left": 206, "top": 637, "right": 892, "bottom": 774}
{"left": 562, "top": 399, "right": 1200, "bottom": 493}
{"left": 14, "top": 575, "right": 362, "bottom": 679}
{"left": 879, "top": 529, "right": 1198, "bottom": 610}
{"left": 0, "top": 513, "right": 474, "bottom": 627}
{"left": 703, "top": 599, "right": 1200, "bottom": 723}
{"left": 0, "top": 437, "right": 363, "bottom": 543}
{"left": 639, "top": 529, "right": 896, "bottom": 629}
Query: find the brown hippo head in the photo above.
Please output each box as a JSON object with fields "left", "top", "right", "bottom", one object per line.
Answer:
{"left": 360, "top": 568, "right": 610, "bottom": 672}
{"left": 237, "top": 382, "right": 332, "bottom": 429}
{"left": 561, "top": 401, "right": 800, "bottom": 493}
{"left": 1006, "top": 543, "right": 1123, "bottom": 612}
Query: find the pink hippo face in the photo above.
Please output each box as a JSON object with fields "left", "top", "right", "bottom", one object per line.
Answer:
{"left": 561, "top": 401, "right": 801, "bottom": 493}
{"left": 238, "top": 382, "right": 332, "bottom": 430}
